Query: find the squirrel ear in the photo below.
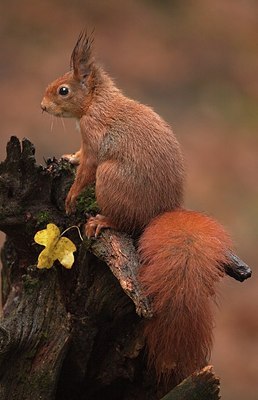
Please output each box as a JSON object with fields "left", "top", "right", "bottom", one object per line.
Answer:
{"left": 70, "top": 30, "right": 95, "bottom": 81}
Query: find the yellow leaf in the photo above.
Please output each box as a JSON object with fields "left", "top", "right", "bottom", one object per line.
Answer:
{"left": 34, "top": 223, "right": 76, "bottom": 269}
{"left": 34, "top": 223, "right": 60, "bottom": 247}
{"left": 37, "top": 248, "right": 56, "bottom": 269}
{"left": 55, "top": 237, "right": 76, "bottom": 269}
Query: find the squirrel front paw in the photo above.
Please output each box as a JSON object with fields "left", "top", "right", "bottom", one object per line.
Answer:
{"left": 62, "top": 151, "right": 81, "bottom": 165}
{"left": 65, "top": 189, "right": 78, "bottom": 214}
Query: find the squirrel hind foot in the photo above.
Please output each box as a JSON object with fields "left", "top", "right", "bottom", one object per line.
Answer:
{"left": 85, "top": 214, "right": 116, "bottom": 238}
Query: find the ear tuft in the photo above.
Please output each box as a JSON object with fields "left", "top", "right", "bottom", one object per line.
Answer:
{"left": 70, "top": 29, "right": 95, "bottom": 81}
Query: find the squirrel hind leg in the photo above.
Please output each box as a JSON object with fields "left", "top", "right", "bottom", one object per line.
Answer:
{"left": 85, "top": 214, "right": 116, "bottom": 238}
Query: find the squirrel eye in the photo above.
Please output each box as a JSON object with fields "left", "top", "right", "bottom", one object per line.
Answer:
{"left": 58, "top": 86, "right": 70, "bottom": 96}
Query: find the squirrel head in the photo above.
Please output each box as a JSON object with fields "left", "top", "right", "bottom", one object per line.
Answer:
{"left": 41, "top": 31, "right": 97, "bottom": 118}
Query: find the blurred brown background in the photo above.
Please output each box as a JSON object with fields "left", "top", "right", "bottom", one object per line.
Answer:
{"left": 0, "top": 0, "right": 257, "bottom": 398}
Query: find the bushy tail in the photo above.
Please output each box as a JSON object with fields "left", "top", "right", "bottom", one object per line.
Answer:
{"left": 138, "top": 209, "right": 232, "bottom": 383}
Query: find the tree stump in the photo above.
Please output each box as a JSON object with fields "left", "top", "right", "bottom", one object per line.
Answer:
{"left": 0, "top": 137, "right": 251, "bottom": 400}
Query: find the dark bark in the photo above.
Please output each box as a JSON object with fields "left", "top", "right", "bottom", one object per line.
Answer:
{"left": 0, "top": 137, "right": 251, "bottom": 399}
{"left": 160, "top": 366, "right": 220, "bottom": 400}
{"left": 0, "top": 136, "right": 157, "bottom": 400}
{"left": 224, "top": 252, "right": 252, "bottom": 282}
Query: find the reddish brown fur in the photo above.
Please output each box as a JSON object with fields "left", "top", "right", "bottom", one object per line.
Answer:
{"left": 138, "top": 210, "right": 232, "bottom": 382}
{"left": 41, "top": 32, "right": 233, "bottom": 383}
{"left": 41, "top": 35, "right": 185, "bottom": 224}
{"left": 70, "top": 30, "right": 94, "bottom": 78}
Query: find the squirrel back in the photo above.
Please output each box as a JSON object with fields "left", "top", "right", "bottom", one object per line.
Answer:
{"left": 95, "top": 98, "right": 185, "bottom": 233}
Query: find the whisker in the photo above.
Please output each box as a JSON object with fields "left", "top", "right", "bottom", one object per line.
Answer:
{"left": 50, "top": 115, "right": 54, "bottom": 133}
{"left": 61, "top": 117, "right": 66, "bottom": 132}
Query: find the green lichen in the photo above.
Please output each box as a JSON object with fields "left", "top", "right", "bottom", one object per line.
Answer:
{"left": 0, "top": 205, "right": 23, "bottom": 220}
{"left": 24, "top": 348, "right": 37, "bottom": 361}
{"left": 23, "top": 275, "right": 40, "bottom": 295}
{"left": 17, "top": 368, "right": 55, "bottom": 398}
{"left": 40, "top": 330, "right": 49, "bottom": 342}
{"left": 60, "top": 160, "right": 76, "bottom": 174}
{"left": 36, "top": 210, "right": 52, "bottom": 227}
{"left": 76, "top": 185, "right": 99, "bottom": 214}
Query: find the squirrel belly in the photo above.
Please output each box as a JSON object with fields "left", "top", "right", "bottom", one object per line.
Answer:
{"left": 138, "top": 209, "right": 232, "bottom": 382}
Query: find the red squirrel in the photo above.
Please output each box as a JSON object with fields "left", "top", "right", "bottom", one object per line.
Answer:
{"left": 41, "top": 32, "right": 232, "bottom": 383}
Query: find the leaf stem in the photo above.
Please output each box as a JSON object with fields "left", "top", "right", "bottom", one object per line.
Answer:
{"left": 60, "top": 225, "right": 83, "bottom": 242}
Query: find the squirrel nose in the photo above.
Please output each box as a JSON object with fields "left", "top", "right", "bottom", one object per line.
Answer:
{"left": 41, "top": 99, "right": 47, "bottom": 112}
